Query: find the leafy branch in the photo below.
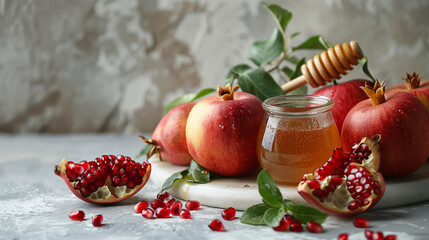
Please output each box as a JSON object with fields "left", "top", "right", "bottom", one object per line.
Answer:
{"left": 240, "top": 169, "right": 328, "bottom": 227}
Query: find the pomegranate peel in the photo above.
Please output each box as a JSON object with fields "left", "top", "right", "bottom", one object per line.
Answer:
{"left": 297, "top": 136, "right": 385, "bottom": 216}
{"left": 54, "top": 155, "right": 151, "bottom": 204}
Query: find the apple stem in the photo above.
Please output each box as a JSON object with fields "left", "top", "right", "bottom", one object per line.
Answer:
{"left": 217, "top": 84, "right": 240, "bottom": 101}
{"left": 360, "top": 80, "right": 386, "bottom": 106}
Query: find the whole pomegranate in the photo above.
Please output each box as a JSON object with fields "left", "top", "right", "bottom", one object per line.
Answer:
{"left": 341, "top": 80, "right": 429, "bottom": 178}
{"left": 141, "top": 102, "right": 195, "bottom": 165}
{"left": 185, "top": 84, "right": 264, "bottom": 176}
{"left": 314, "top": 79, "right": 372, "bottom": 133}
{"left": 298, "top": 136, "right": 385, "bottom": 216}
{"left": 387, "top": 72, "right": 429, "bottom": 111}
{"left": 55, "top": 155, "right": 151, "bottom": 204}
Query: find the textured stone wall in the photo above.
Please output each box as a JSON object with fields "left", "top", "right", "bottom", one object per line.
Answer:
{"left": 1, "top": 0, "right": 428, "bottom": 133}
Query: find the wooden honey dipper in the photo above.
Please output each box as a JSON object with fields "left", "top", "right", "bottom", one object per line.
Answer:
{"left": 281, "top": 41, "right": 364, "bottom": 93}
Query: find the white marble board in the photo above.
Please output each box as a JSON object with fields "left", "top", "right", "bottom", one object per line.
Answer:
{"left": 149, "top": 155, "right": 429, "bottom": 211}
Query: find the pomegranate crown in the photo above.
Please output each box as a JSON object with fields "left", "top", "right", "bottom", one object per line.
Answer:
{"left": 403, "top": 72, "right": 423, "bottom": 89}
{"left": 217, "top": 84, "right": 240, "bottom": 101}
{"left": 361, "top": 80, "right": 386, "bottom": 106}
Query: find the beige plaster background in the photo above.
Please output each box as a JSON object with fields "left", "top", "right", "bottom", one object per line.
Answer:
{"left": 1, "top": 0, "right": 428, "bottom": 133}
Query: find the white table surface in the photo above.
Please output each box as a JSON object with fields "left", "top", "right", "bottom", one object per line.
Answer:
{"left": 0, "top": 134, "right": 428, "bottom": 240}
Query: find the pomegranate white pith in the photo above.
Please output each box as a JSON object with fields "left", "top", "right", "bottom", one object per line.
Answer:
{"left": 297, "top": 136, "right": 385, "bottom": 216}
{"left": 55, "top": 155, "right": 151, "bottom": 204}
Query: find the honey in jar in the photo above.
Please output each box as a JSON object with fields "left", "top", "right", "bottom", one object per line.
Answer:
{"left": 257, "top": 95, "right": 341, "bottom": 185}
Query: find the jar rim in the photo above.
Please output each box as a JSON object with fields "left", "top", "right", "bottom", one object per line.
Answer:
{"left": 262, "top": 95, "right": 333, "bottom": 116}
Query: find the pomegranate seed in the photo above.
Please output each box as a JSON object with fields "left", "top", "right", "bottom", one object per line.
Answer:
{"left": 151, "top": 199, "right": 167, "bottom": 210}
{"left": 289, "top": 221, "right": 303, "bottom": 232}
{"left": 208, "top": 219, "right": 225, "bottom": 232}
{"left": 365, "top": 230, "right": 374, "bottom": 239}
{"left": 133, "top": 201, "right": 149, "bottom": 213}
{"left": 353, "top": 216, "right": 370, "bottom": 228}
{"left": 385, "top": 234, "right": 397, "bottom": 240}
{"left": 272, "top": 215, "right": 291, "bottom": 231}
{"left": 348, "top": 200, "right": 361, "bottom": 210}
{"left": 69, "top": 210, "right": 85, "bottom": 221}
{"left": 170, "top": 201, "right": 183, "bottom": 216}
{"left": 142, "top": 209, "right": 155, "bottom": 219}
{"left": 308, "top": 180, "right": 321, "bottom": 189}
{"left": 373, "top": 232, "right": 384, "bottom": 240}
{"left": 157, "top": 192, "right": 169, "bottom": 201}
{"left": 179, "top": 209, "right": 191, "bottom": 219}
{"left": 155, "top": 207, "right": 170, "bottom": 218}
{"left": 92, "top": 215, "right": 103, "bottom": 227}
{"left": 164, "top": 197, "right": 176, "bottom": 207}
{"left": 338, "top": 233, "right": 349, "bottom": 240}
{"left": 185, "top": 200, "right": 200, "bottom": 211}
{"left": 221, "top": 207, "right": 236, "bottom": 221}
{"left": 306, "top": 221, "right": 323, "bottom": 233}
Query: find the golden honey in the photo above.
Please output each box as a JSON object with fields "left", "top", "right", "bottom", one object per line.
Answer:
{"left": 257, "top": 95, "right": 341, "bottom": 185}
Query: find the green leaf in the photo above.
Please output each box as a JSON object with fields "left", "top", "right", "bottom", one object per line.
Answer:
{"left": 281, "top": 66, "right": 294, "bottom": 78}
{"left": 359, "top": 56, "right": 376, "bottom": 83}
{"left": 263, "top": 207, "right": 285, "bottom": 227}
{"left": 286, "top": 57, "right": 308, "bottom": 95}
{"left": 284, "top": 55, "right": 301, "bottom": 64}
{"left": 240, "top": 203, "right": 270, "bottom": 225}
{"left": 289, "top": 57, "right": 305, "bottom": 80}
{"left": 287, "top": 203, "right": 328, "bottom": 224}
{"left": 263, "top": 3, "right": 292, "bottom": 32}
{"left": 237, "top": 68, "right": 285, "bottom": 101}
{"left": 225, "top": 64, "right": 252, "bottom": 85}
{"left": 187, "top": 160, "right": 210, "bottom": 183}
{"left": 135, "top": 144, "right": 152, "bottom": 158}
{"left": 161, "top": 169, "right": 189, "bottom": 192}
{"left": 292, "top": 35, "right": 333, "bottom": 51}
{"left": 249, "top": 29, "right": 284, "bottom": 67}
{"left": 257, "top": 169, "right": 284, "bottom": 207}
{"left": 282, "top": 199, "right": 293, "bottom": 210}
{"left": 164, "top": 88, "right": 215, "bottom": 115}
{"left": 290, "top": 32, "right": 300, "bottom": 39}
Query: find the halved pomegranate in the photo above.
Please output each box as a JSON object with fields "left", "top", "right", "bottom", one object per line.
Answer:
{"left": 297, "top": 136, "right": 385, "bottom": 216}
{"left": 54, "top": 155, "right": 151, "bottom": 204}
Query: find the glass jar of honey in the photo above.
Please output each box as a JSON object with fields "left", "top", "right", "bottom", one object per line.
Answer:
{"left": 257, "top": 95, "right": 341, "bottom": 185}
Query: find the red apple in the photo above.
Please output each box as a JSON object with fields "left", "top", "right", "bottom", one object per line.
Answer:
{"left": 341, "top": 80, "right": 429, "bottom": 178}
{"left": 386, "top": 72, "right": 429, "bottom": 111}
{"left": 142, "top": 102, "right": 195, "bottom": 165}
{"left": 314, "top": 79, "right": 372, "bottom": 133}
{"left": 185, "top": 84, "right": 264, "bottom": 177}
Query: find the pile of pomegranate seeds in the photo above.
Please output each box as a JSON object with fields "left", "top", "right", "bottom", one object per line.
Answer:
{"left": 65, "top": 155, "right": 149, "bottom": 197}
{"left": 136, "top": 192, "right": 200, "bottom": 220}
{"left": 272, "top": 214, "right": 323, "bottom": 233}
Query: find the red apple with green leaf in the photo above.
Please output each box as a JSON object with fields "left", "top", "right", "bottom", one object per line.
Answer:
{"left": 185, "top": 84, "right": 264, "bottom": 177}
{"left": 314, "top": 79, "right": 373, "bottom": 133}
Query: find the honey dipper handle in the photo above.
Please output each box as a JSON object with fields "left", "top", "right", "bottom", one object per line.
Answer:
{"left": 281, "top": 75, "right": 307, "bottom": 93}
